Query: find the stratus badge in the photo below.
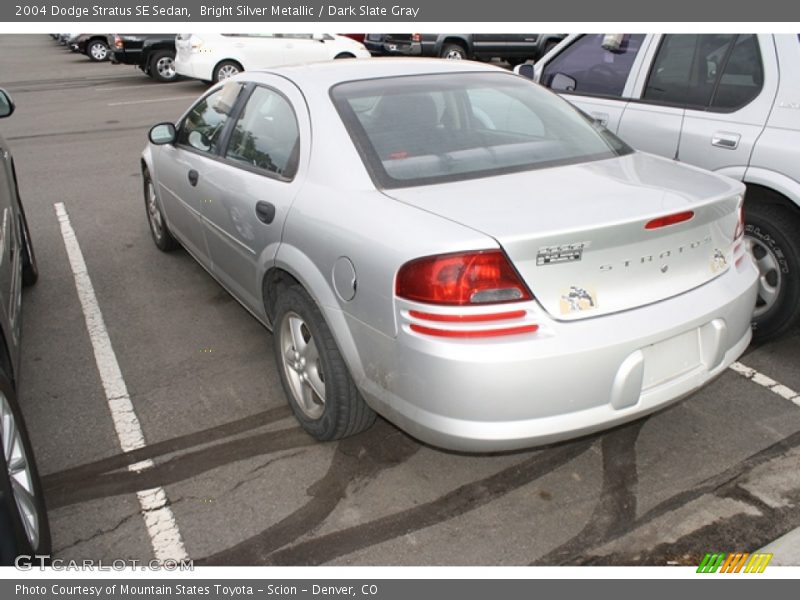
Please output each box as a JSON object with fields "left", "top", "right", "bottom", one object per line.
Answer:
{"left": 560, "top": 286, "right": 598, "bottom": 314}
{"left": 711, "top": 249, "right": 728, "bottom": 273}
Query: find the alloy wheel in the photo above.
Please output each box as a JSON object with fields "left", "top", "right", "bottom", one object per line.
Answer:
{"left": 156, "top": 56, "right": 176, "bottom": 80}
{"left": 146, "top": 180, "right": 163, "bottom": 241}
{"left": 747, "top": 235, "right": 782, "bottom": 318}
{"left": 1, "top": 393, "right": 39, "bottom": 549}
{"left": 279, "top": 311, "right": 326, "bottom": 420}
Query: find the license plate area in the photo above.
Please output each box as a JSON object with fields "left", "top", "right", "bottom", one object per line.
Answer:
{"left": 641, "top": 328, "right": 702, "bottom": 390}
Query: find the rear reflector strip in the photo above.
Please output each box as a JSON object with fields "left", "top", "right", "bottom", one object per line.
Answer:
{"left": 410, "top": 323, "right": 539, "bottom": 338}
{"left": 408, "top": 309, "right": 526, "bottom": 323}
{"left": 645, "top": 211, "right": 694, "bottom": 230}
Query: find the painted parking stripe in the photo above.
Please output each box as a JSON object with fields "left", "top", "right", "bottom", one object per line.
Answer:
{"left": 730, "top": 361, "right": 800, "bottom": 407}
{"left": 54, "top": 202, "right": 189, "bottom": 562}
{"left": 108, "top": 95, "right": 198, "bottom": 107}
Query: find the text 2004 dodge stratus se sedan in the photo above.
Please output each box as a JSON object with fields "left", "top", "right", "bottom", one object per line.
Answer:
{"left": 141, "top": 60, "right": 759, "bottom": 452}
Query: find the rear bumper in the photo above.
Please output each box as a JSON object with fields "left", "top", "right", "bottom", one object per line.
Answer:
{"left": 363, "top": 40, "right": 422, "bottom": 56}
{"left": 347, "top": 254, "right": 759, "bottom": 452}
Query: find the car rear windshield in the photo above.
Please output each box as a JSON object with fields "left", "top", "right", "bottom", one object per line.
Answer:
{"left": 331, "top": 72, "right": 631, "bottom": 188}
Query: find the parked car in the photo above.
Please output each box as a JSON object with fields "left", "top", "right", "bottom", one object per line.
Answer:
{"left": 175, "top": 33, "right": 370, "bottom": 84}
{"left": 109, "top": 34, "right": 178, "bottom": 82}
{"left": 141, "top": 60, "right": 758, "bottom": 452}
{"left": 69, "top": 34, "right": 111, "bottom": 62}
{"left": 363, "top": 33, "right": 565, "bottom": 64}
{"left": 0, "top": 89, "right": 49, "bottom": 564}
{"left": 523, "top": 33, "right": 800, "bottom": 341}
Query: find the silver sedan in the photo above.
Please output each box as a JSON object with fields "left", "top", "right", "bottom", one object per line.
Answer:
{"left": 141, "top": 59, "right": 759, "bottom": 452}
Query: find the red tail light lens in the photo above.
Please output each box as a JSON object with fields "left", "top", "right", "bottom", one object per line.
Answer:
{"left": 734, "top": 204, "right": 745, "bottom": 240}
{"left": 645, "top": 210, "right": 694, "bottom": 230}
{"left": 114, "top": 35, "right": 123, "bottom": 50}
{"left": 396, "top": 250, "right": 532, "bottom": 305}
{"left": 411, "top": 33, "right": 421, "bottom": 42}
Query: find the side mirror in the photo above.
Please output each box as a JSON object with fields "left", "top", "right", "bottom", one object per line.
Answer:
{"left": 551, "top": 72, "right": 577, "bottom": 92}
{"left": 514, "top": 63, "right": 535, "bottom": 80}
{"left": 0, "top": 89, "right": 15, "bottom": 119}
{"left": 149, "top": 122, "right": 177, "bottom": 145}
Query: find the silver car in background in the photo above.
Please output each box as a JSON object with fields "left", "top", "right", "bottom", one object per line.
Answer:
{"left": 141, "top": 60, "right": 758, "bottom": 452}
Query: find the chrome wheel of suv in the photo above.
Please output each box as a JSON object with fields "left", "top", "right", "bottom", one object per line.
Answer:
{"left": 747, "top": 236, "right": 781, "bottom": 319}
{"left": 1, "top": 392, "right": 39, "bottom": 549}
{"left": 156, "top": 56, "right": 175, "bottom": 79}
{"left": 88, "top": 40, "right": 108, "bottom": 61}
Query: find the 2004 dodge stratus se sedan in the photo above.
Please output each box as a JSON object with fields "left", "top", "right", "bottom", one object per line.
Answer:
{"left": 141, "top": 60, "right": 759, "bottom": 452}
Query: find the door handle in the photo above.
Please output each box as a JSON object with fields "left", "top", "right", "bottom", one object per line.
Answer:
{"left": 255, "top": 201, "right": 276, "bottom": 224}
{"left": 711, "top": 132, "right": 741, "bottom": 150}
{"left": 187, "top": 169, "right": 199, "bottom": 186}
{"left": 590, "top": 112, "right": 609, "bottom": 127}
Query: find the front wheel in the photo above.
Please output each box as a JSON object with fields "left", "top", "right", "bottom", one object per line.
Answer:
{"left": 745, "top": 203, "right": 800, "bottom": 342}
{"left": 0, "top": 371, "right": 51, "bottom": 564}
{"left": 273, "top": 285, "right": 376, "bottom": 441}
{"left": 148, "top": 51, "right": 178, "bottom": 83}
{"left": 143, "top": 170, "right": 178, "bottom": 252}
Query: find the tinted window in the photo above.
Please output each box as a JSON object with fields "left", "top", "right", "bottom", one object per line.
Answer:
{"left": 178, "top": 83, "right": 242, "bottom": 153}
{"left": 332, "top": 73, "right": 631, "bottom": 188}
{"left": 225, "top": 86, "right": 300, "bottom": 179}
{"left": 710, "top": 34, "right": 763, "bottom": 109}
{"left": 644, "top": 34, "right": 763, "bottom": 110}
{"left": 542, "top": 34, "right": 645, "bottom": 97}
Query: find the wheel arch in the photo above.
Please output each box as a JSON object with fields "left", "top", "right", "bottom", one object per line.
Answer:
{"left": 743, "top": 168, "right": 800, "bottom": 216}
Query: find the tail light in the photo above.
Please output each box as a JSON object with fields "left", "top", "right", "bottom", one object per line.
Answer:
{"left": 411, "top": 33, "right": 421, "bottom": 42}
{"left": 734, "top": 204, "right": 745, "bottom": 240}
{"left": 113, "top": 35, "right": 123, "bottom": 50}
{"left": 396, "top": 250, "right": 532, "bottom": 306}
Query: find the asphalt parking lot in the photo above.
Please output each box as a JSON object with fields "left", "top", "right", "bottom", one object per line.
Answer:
{"left": 4, "top": 34, "right": 800, "bottom": 566}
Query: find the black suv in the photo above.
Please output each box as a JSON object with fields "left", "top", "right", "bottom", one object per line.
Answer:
{"left": 363, "top": 33, "right": 565, "bottom": 65}
{"left": 109, "top": 34, "right": 178, "bottom": 82}
{"left": 0, "top": 89, "right": 49, "bottom": 565}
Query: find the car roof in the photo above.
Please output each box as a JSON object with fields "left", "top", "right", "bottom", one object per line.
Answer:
{"left": 242, "top": 58, "right": 512, "bottom": 89}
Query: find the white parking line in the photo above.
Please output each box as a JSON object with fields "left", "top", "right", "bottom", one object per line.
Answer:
{"left": 108, "top": 95, "right": 198, "bottom": 107}
{"left": 730, "top": 361, "right": 800, "bottom": 407}
{"left": 95, "top": 84, "right": 167, "bottom": 91}
{"left": 54, "top": 202, "right": 189, "bottom": 563}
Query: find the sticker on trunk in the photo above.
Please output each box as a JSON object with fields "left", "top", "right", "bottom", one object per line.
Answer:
{"left": 560, "top": 286, "right": 598, "bottom": 314}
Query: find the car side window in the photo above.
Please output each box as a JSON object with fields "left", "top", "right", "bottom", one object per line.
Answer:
{"left": 225, "top": 86, "right": 300, "bottom": 179}
{"left": 177, "top": 83, "right": 242, "bottom": 153}
{"left": 709, "top": 34, "right": 763, "bottom": 110}
{"left": 541, "top": 34, "right": 644, "bottom": 97}
{"left": 644, "top": 34, "right": 762, "bottom": 111}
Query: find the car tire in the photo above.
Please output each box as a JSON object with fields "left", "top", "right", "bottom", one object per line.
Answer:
{"left": 273, "top": 284, "right": 376, "bottom": 441}
{"left": 149, "top": 51, "right": 178, "bottom": 83}
{"left": 86, "top": 40, "right": 109, "bottom": 62}
{"left": 18, "top": 204, "right": 38, "bottom": 288}
{"left": 0, "top": 370, "right": 51, "bottom": 565}
{"left": 143, "top": 169, "right": 179, "bottom": 252}
{"left": 745, "top": 202, "right": 800, "bottom": 342}
{"left": 440, "top": 43, "right": 467, "bottom": 60}
{"left": 212, "top": 60, "right": 243, "bottom": 84}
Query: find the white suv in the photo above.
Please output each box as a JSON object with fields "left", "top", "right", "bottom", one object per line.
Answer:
{"left": 527, "top": 34, "right": 800, "bottom": 341}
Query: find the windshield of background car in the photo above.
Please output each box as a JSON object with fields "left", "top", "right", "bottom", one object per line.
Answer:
{"left": 331, "top": 72, "right": 631, "bottom": 188}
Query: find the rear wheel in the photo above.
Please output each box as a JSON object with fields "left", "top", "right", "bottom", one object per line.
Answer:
{"left": 149, "top": 51, "right": 177, "bottom": 83}
{"left": 0, "top": 370, "right": 51, "bottom": 564}
{"left": 273, "top": 285, "right": 376, "bottom": 441}
{"left": 440, "top": 43, "right": 467, "bottom": 60}
{"left": 86, "top": 39, "right": 109, "bottom": 62}
{"left": 212, "top": 60, "right": 242, "bottom": 84}
{"left": 334, "top": 52, "right": 356, "bottom": 59}
{"left": 745, "top": 202, "right": 800, "bottom": 342}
